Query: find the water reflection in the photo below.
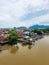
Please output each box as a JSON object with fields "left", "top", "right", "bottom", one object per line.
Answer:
{"left": 10, "top": 46, "right": 19, "bottom": 54}
{"left": 21, "top": 43, "right": 34, "bottom": 50}
{"left": 0, "top": 46, "right": 2, "bottom": 52}
{"left": 0, "top": 42, "right": 35, "bottom": 53}
{"left": 2, "top": 45, "right": 11, "bottom": 50}
{"left": 0, "top": 48, "right": 2, "bottom": 52}
{"left": 28, "top": 45, "right": 32, "bottom": 50}
{"left": 21, "top": 43, "right": 28, "bottom": 47}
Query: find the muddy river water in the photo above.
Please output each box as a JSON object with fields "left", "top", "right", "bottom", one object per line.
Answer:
{"left": 0, "top": 36, "right": 49, "bottom": 65}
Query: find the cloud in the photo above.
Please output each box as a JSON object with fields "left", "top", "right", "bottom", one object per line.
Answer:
{"left": 20, "top": 9, "right": 49, "bottom": 21}
{"left": 20, "top": 13, "right": 49, "bottom": 27}
{"left": 40, "top": 21, "right": 49, "bottom": 25}
{"left": 0, "top": 0, "right": 49, "bottom": 27}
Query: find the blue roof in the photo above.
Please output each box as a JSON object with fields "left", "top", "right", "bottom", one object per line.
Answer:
{"left": 23, "top": 36, "right": 29, "bottom": 39}
{"left": 24, "top": 31, "right": 29, "bottom": 34}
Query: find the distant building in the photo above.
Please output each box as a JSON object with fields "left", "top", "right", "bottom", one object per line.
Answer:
{"left": 23, "top": 31, "right": 30, "bottom": 35}
{"left": 23, "top": 36, "right": 30, "bottom": 40}
{"left": 0, "top": 30, "right": 8, "bottom": 41}
{"left": 17, "top": 29, "right": 24, "bottom": 37}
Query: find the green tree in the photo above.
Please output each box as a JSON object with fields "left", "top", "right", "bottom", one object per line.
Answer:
{"left": 8, "top": 30, "right": 18, "bottom": 45}
{"left": 33, "top": 29, "right": 42, "bottom": 35}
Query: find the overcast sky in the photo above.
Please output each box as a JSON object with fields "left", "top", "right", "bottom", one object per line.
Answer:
{"left": 0, "top": 0, "right": 49, "bottom": 28}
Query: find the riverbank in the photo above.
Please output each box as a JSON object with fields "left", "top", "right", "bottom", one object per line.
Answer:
{"left": 0, "top": 28, "right": 49, "bottom": 45}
